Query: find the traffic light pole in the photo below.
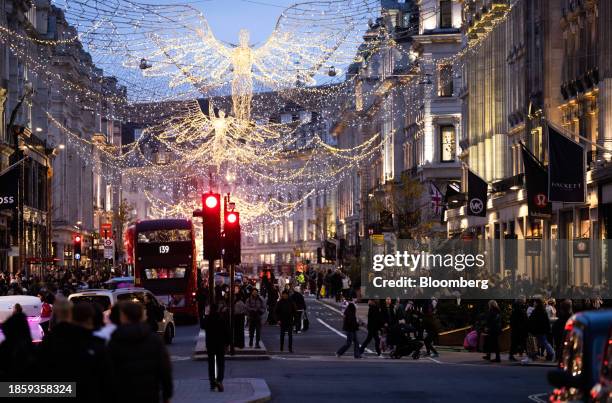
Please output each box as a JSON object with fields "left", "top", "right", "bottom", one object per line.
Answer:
{"left": 208, "top": 258, "right": 215, "bottom": 308}
{"left": 229, "top": 262, "right": 235, "bottom": 356}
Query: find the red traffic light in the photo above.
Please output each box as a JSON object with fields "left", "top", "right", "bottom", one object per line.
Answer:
{"left": 226, "top": 212, "right": 238, "bottom": 224}
{"left": 205, "top": 195, "right": 218, "bottom": 209}
{"left": 75, "top": 235, "right": 81, "bottom": 243}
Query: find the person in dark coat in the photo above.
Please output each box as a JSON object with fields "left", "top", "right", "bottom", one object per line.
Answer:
{"left": 336, "top": 302, "right": 361, "bottom": 358}
{"left": 246, "top": 288, "right": 265, "bottom": 347}
{"left": 204, "top": 304, "right": 230, "bottom": 392}
{"left": 551, "top": 299, "right": 573, "bottom": 361}
{"left": 509, "top": 298, "right": 528, "bottom": 361}
{"left": 275, "top": 290, "right": 297, "bottom": 352}
{"left": 381, "top": 297, "right": 397, "bottom": 329}
{"left": 109, "top": 301, "right": 173, "bottom": 403}
{"left": 528, "top": 298, "right": 555, "bottom": 361}
{"left": 37, "top": 301, "right": 114, "bottom": 403}
{"left": 266, "top": 286, "right": 279, "bottom": 325}
{"left": 422, "top": 302, "right": 440, "bottom": 357}
{"left": 144, "top": 293, "right": 163, "bottom": 333}
{"left": 359, "top": 299, "right": 382, "bottom": 356}
{"left": 0, "top": 309, "right": 36, "bottom": 381}
{"left": 290, "top": 287, "right": 306, "bottom": 333}
{"left": 483, "top": 299, "right": 502, "bottom": 362}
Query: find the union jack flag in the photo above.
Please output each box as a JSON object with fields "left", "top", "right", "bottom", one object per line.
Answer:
{"left": 429, "top": 183, "right": 443, "bottom": 216}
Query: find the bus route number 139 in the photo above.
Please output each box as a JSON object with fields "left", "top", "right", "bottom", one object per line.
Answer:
{"left": 159, "top": 245, "right": 170, "bottom": 254}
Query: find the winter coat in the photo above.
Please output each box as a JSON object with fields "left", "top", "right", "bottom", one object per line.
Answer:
{"left": 234, "top": 299, "right": 247, "bottom": 316}
{"left": 37, "top": 322, "right": 114, "bottom": 403}
{"left": 342, "top": 304, "right": 359, "bottom": 332}
{"left": 246, "top": 296, "right": 265, "bottom": 319}
{"left": 290, "top": 291, "right": 306, "bottom": 310}
{"left": 108, "top": 323, "right": 173, "bottom": 403}
{"left": 0, "top": 312, "right": 36, "bottom": 381}
{"left": 381, "top": 304, "right": 397, "bottom": 327}
{"left": 275, "top": 298, "right": 297, "bottom": 325}
{"left": 485, "top": 308, "right": 502, "bottom": 336}
{"left": 528, "top": 306, "right": 551, "bottom": 335}
{"left": 510, "top": 302, "right": 528, "bottom": 337}
{"left": 366, "top": 305, "right": 382, "bottom": 332}
{"left": 204, "top": 311, "right": 230, "bottom": 351}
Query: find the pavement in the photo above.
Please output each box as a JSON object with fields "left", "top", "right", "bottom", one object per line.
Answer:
{"left": 194, "top": 329, "right": 271, "bottom": 360}
{"left": 173, "top": 378, "right": 271, "bottom": 403}
{"left": 167, "top": 295, "right": 554, "bottom": 402}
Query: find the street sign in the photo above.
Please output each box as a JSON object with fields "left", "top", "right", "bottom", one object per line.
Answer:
{"left": 103, "top": 238, "right": 114, "bottom": 259}
{"left": 101, "top": 223, "right": 112, "bottom": 239}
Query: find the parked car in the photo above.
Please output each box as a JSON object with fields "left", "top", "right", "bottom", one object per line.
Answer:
{"left": 590, "top": 326, "right": 612, "bottom": 402}
{"left": 548, "top": 310, "right": 612, "bottom": 402}
{"left": 68, "top": 287, "right": 175, "bottom": 344}
{"left": 0, "top": 295, "right": 45, "bottom": 343}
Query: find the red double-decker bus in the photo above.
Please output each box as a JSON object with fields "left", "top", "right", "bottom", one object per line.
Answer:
{"left": 124, "top": 219, "right": 198, "bottom": 318}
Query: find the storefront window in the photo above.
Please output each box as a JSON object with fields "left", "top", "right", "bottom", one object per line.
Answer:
{"left": 440, "top": 126, "right": 456, "bottom": 162}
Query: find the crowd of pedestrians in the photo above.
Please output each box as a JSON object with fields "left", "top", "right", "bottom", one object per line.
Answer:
{"left": 0, "top": 298, "right": 173, "bottom": 403}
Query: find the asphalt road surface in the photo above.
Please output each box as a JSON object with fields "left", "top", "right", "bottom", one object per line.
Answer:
{"left": 169, "top": 297, "right": 552, "bottom": 403}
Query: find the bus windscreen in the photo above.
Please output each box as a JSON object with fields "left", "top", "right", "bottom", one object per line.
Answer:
{"left": 137, "top": 229, "right": 191, "bottom": 243}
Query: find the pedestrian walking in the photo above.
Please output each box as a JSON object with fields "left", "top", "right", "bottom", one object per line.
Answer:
{"left": 0, "top": 307, "right": 36, "bottom": 381}
{"left": 482, "top": 299, "right": 502, "bottom": 363}
{"left": 509, "top": 298, "right": 528, "bottom": 361}
{"left": 266, "top": 286, "right": 279, "bottom": 325}
{"left": 109, "top": 301, "right": 173, "bottom": 403}
{"left": 552, "top": 299, "right": 573, "bottom": 361}
{"left": 359, "top": 299, "right": 382, "bottom": 356}
{"left": 422, "top": 302, "right": 439, "bottom": 358}
{"left": 290, "top": 286, "right": 306, "bottom": 333}
{"left": 204, "top": 304, "right": 230, "bottom": 392}
{"left": 275, "top": 290, "right": 297, "bottom": 352}
{"left": 528, "top": 298, "right": 555, "bottom": 361}
{"left": 246, "top": 288, "right": 265, "bottom": 348}
{"left": 336, "top": 302, "right": 361, "bottom": 358}
{"left": 38, "top": 301, "right": 114, "bottom": 403}
{"left": 234, "top": 294, "right": 247, "bottom": 349}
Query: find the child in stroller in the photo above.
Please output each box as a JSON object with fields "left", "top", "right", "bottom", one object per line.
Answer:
{"left": 387, "top": 323, "right": 423, "bottom": 359}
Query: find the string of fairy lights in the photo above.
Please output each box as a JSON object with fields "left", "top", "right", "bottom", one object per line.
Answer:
{"left": 0, "top": 0, "right": 520, "bottom": 231}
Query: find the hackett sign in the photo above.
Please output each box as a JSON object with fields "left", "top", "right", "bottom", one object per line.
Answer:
{"left": 0, "top": 168, "right": 18, "bottom": 210}
{"left": 548, "top": 125, "right": 586, "bottom": 203}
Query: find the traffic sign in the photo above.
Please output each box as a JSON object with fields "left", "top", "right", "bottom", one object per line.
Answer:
{"left": 74, "top": 253, "right": 81, "bottom": 260}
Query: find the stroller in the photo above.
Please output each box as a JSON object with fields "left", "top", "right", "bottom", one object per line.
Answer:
{"left": 387, "top": 323, "right": 423, "bottom": 359}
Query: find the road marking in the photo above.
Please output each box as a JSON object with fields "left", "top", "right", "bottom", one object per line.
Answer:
{"left": 427, "top": 357, "right": 442, "bottom": 364}
{"left": 315, "top": 300, "right": 345, "bottom": 315}
{"left": 527, "top": 393, "right": 547, "bottom": 402}
{"left": 171, "top": 355, "right": 191, "bottom": 362}
{"left": 316, "top": 318, "right": 374, "bottom": 354}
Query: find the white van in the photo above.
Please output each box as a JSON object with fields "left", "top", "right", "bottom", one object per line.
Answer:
{"left": 68, "top": 287, "right": 175, "bottom": 344}
{"left": 0, "top": 295, "right": 45, "bottom": 343}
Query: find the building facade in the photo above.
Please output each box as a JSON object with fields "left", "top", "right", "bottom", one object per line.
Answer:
{"left": 446, "top": 0, "right": 612, "bottom": 289}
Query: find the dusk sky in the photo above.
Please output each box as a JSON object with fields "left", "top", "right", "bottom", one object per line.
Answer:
{"left": 181, "top": 0, "right": 299, "bottom": 45}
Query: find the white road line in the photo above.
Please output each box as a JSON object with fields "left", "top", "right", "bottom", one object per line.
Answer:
{"left": 527, "top": 393, "right": 548, "bottom": 403}
{"left": 427, "top": 357, "right": 442, "bottom": 364}
{"left": 316, "top": 318, "right": 374, "bottom": 354}
{"left": 315, "top": 299, "right": 345, "bottom": 315}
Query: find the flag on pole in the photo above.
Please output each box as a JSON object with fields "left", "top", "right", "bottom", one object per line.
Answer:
{"left": 467, "top": 170, "right": 487, "bottom": 217}
{"left": 520, "top": 143, "right": 551, "bottom": 219}
{"left": 429, "top": 182, "right": 443, "bottom": 216}
{"left": 548, "top": 124, "right": 586, "bottom": 203}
